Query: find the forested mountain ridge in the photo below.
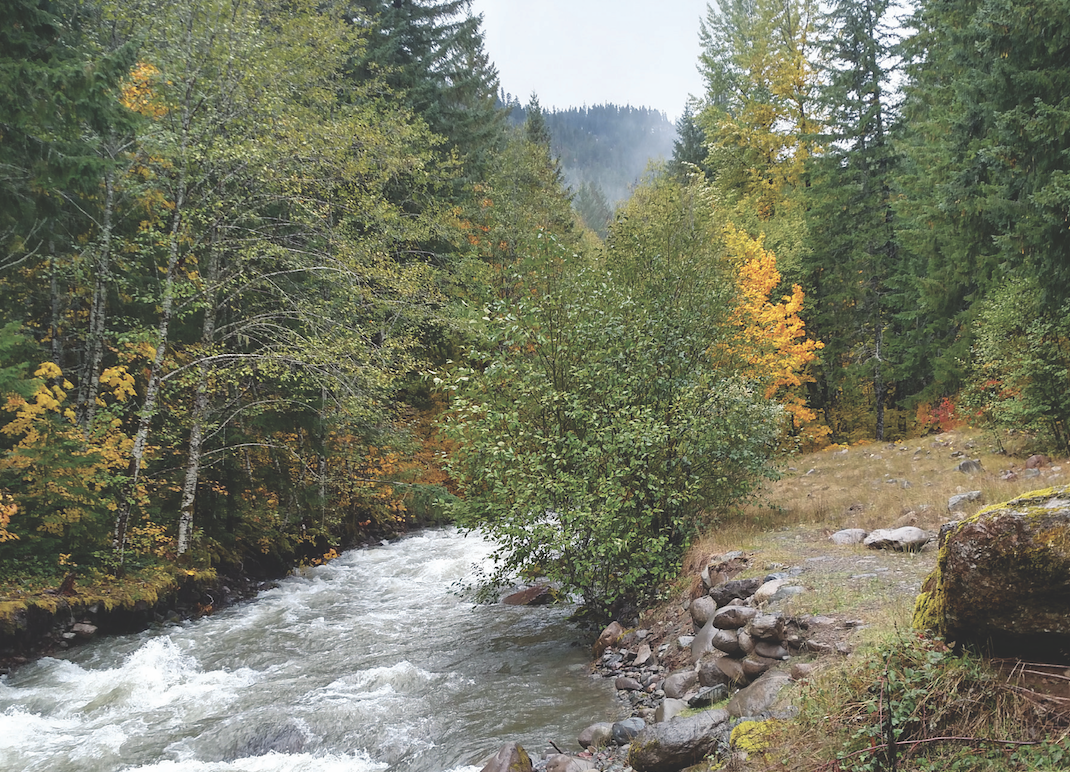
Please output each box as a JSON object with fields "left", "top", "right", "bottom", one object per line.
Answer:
{"left": 505, "top": 99, "right": 677, "bottom": 232}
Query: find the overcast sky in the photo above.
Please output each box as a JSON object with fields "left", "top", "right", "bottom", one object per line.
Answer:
{"left": 468, "top": 0, "right": 711, "bottom": 121}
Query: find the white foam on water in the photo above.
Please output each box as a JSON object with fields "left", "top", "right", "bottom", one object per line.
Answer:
{"left": 126, "top": 750, "right": 388, "bottom": 772}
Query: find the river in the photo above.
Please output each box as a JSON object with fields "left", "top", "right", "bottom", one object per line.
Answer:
{"left": 0, "top": 528, "right": 620, "bottom": 772}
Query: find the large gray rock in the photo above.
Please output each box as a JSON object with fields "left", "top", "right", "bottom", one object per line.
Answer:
{"left": 662, "top": 669, "right": 699, "bottom": 699}
{"left": 594, "top": 621, "right": 624, "bottom": 656}
{"left": 480, "top": 744, "right": 532, "bottom": 772}
{"left": 628, "top": 708, "right": 730, "bottom": 772}
{"left": 709, "top": 578, "right": 762, "bottom": 606}
{"left": 829, "top": 528, "right": 867, "bottom": 545}
{"left": 711, "top": 628, "right": 741, "bottom": 656}
{"left": 712, "top": 606, "right": 757, "bottom": 629}
{"left": 863, "top": 526, "right": 931, "bottom": 552}
{"left": 727, "top": 669, "right": 792, "bottom": 717}
{"left": 914, "top": 486, "right": 1070, "bottom": 657}
{"left": 948, "top": 490, "right": 983, "bottom": 512}
{"left": 633, "top": 643, "right": 654, "bottom": 668}
{"left": 957, "top": 459, "right": 984, "bottom": 474}
{"left": 545, "top": 755, "right": 594, "bottom": 772}
{"left": 746, "top": 613, "right": 784, "bottom": 641}
{"left": 577, "top": 723, "right": 614, "bottom": 750}
{"left": 612, "top": 717, "right": 646, "bottom": 745}
{"left": 689, "top": 596, "right": 718, "bottom": 628}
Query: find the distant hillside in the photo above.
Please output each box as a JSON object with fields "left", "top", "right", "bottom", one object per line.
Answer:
{"left": 505, "top": 99, "right": 677, "bottom": 210}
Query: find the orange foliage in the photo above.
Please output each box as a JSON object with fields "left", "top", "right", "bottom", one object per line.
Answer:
{"left": 718, "top": 224, "right": 829, "bottom": 445}
{"left": 121, "top": 61, "right": 168, "bottom": 118}
{"left": 0, "top": 492, "right": 17, "bottom": 543}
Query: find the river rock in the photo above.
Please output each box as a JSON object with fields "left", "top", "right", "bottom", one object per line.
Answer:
{"left": 655, "top": 697, "right": 690, "bottom": 723}
{"left": 612, "top": 717, "right": 646, "bottom": 745}
{"left": 545, "top": 754, "right": 594, "bottom": 772}
{"left": 737, "top": 629, "right": 756, "bottom": 655}
{"left": 829, "top": 528, "right": 867, "bottom": 545}
{"left": 616, "top": 676, "right": 643, "bottom": 691}
{"left": 71, "top": 622, "right": 98, "bottom": 639}
{"left": 594, "top": 621, "right": 624, "bottom": 657}
{"left": 689, "top": 596, "right": 718, "bottom": 628}
{"left": 746, "top": 613, "right": 784, "bottom": 641}
{"left": 713, "top": 606, "right": 757, "bottom": 629}
{"left": 727, "top": 670, "right": 792, "bottom": 718}
{"left": 754, "top": 641, "right": 790, "bottom": 660}
{"left": 1026, "top": 454, "right": 1050, "bottom": 469}
{"left": 691, "top": 618, "right": 717, "bottom": 661}
{"left": 863, "top": 526, "right": 931, "bottom": 552}
{"left": 633, "top": 643, "right": 654, "bottom": 667}
{"left": 711, "top": 627, "right": 741, "bottom": 656}
{"left": 578, "top": 723, "right": 614, "bottom": 749}
{"left": 628, "top": 708, "right": 730, "bottom": 772}
{"left": 711, "top": 656, "right": 748, "bottom": 686}
{"left": 502, "top": 585, "right": 552, "bottom": 605}
{"left": 480, "top": 743, "right": 532, "bottom": 772}
{"left": 709, "top": 578, "right": 762, "bottom": 606}
{"left": 948, "top": 490, "right": 983, "bottom": 512}
{"left": 914, "top": 486, "right": 1070, "bottom": 657}
{"left": 741, "top": 656, "right": 776, "bottom": 679}
{"left": 956, "top": 459, "right": 984, "bottom": 474}
{"left": 662, "top": 669, "right": 699, "bottom": 699}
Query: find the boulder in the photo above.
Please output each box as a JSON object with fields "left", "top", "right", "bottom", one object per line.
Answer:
{"left": 480, "top": 744, "right": 532, "bottom": 772}
{"left": 956, "top": 459, "right": 984, "bottom": 475}
{"left": 689, "top": 596, "right": 718, "bottom": 628}
{"left": 709, "top": 578, "right": 762, "bottom": 607}
{"left": 711, "top": 628, "right": 741, "bottom": 656}
{"left": 502, "top": 585, "right": 552, "bottom": 605}
{"left": 727, "top": 670, "right": 792, "bottom": 718}
{"left": 545, "top": 755, "right": 594, "bottom": 772}
{"left": 751, "top": 579, "right": 786, "bottom": 606}
{"left": 611, "top": 717, "right": 646, "bottom": 745}
{"left": 948, "top": 491, "right": 983, "bottom": 513}
{"left": 633, "top": 643, "right": 654, "bottom": 667}
{"left": 711, "top": 657, "right": 748, "bottom": 686}
{"left": 616, "top": 676, "right": 643, "bottom": 691}
{"left": 746, "top": 613, "right": 785, "bottom": 641}
{"left": 740, "top": 656, "right": 776, "bottom": 679}
{"left": 914, "top": 486, "right": 1070, "bottom": 657}
{"left": 736, "top": 629, "right": 756, "bottom": 655}
{"left": 829, "top": 528, "right": 867, "bottom": 545}
{"left": 863, "top": 526, "right": 931, "bottom": 552}
{"left": 594, "top": 621, "right": 624, "bottom": 657}
{"left": 712, "top": 606, "right": 757, "bottom": 629}
{"left": 577, "top": 723, "right": 614, "bottom": 750}
{"left": 71, "top": 622, "right": 98, "bottom": 639}
{"left": 627, "top": 708, "right": 730, "bottom": 772}
{"left": 1026, "top": 454, "right": 1051, "bottom": 469}
{"left": 662, "top": 669, "right": 699, "bottom": 699}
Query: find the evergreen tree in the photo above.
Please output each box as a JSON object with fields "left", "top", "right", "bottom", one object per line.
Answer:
{"left": 668, "top": 104, "right": 708, "bottom": 178}
{"left": 803, "top": 0, "right": 908, "bottom": 440}
{"left": 346, "top": 0, "right": 505, "bottom": 178}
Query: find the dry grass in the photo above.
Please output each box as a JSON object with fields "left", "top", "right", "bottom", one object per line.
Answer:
{"left": 680, "top": 430, "right": 1070, "bottom": 771}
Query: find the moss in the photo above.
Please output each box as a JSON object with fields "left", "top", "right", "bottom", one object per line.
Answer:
{"left": 912, "top": 484, "right": 1070, "bottom": 639}
{"left": 731, "top": 719, "right": 776, "bottom": 752}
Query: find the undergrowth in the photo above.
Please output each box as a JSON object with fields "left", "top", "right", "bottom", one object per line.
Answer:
{"left": 755, "top": 632, "right": 1070, "bottom": 771}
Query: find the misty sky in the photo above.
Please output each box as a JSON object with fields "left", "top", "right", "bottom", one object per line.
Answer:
{"left": 468, "top": 0, "right": 711, "bottom": 120}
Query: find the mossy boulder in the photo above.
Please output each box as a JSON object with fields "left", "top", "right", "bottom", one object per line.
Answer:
{"left": 913, "top": 486, "right": 1070, "bottom": 658}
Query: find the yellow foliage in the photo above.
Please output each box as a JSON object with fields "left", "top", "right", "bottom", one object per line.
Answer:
{"left": 715, "top": 225, "right": 827, "bottom": 446}
{"left": 0, "top": 492, "right": 18, "bottom": 543}
{"left": 121, "top": 61, "right": 168, "bottom": 118}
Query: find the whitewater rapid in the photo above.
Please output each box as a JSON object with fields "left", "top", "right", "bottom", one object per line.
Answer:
{"left": 0, "top": 529, "right": 619, "bottom": 772}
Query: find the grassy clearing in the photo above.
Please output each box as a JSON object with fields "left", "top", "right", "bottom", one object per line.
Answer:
{"left": 683, "top": 429, "right": 1070, "bottom": 771}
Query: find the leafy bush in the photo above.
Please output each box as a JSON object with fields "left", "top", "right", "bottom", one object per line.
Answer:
{"left": 441, "top": 179, "right": 783, "bottom": 618}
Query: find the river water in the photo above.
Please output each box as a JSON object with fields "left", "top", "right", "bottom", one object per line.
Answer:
{"left": 0, "top": 529, "right": 620, "bottom": 772}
